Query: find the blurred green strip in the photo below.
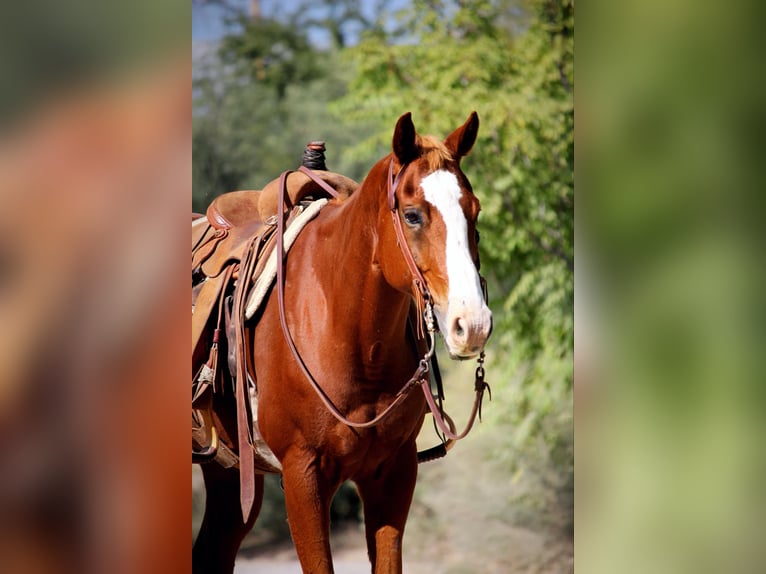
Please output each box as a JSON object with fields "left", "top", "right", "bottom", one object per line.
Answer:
{"left": 580, "top": 0, "right": 766, "bottom": 572}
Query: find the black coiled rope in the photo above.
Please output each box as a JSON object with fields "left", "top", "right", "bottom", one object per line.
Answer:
{"left": 302, "top": 141, "right": 327, "bottom": 170}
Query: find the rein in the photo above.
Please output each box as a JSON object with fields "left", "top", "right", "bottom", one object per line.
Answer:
{"left": 275, "top": 167, "right": 428, "bottom": 429}
{"left": 273, "top": 162, "right": 490, "bottom": 444}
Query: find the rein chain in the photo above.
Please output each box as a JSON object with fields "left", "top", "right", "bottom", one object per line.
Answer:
{"left": 273, "top": 162, "right": 490, "bottom": 445}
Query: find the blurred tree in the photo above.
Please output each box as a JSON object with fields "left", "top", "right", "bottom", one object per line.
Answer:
{"left": 295, "top": 0, "right": 394, "bottom": 49}
{"left": 218, "top": 14, "right": 321, "bottom": 100}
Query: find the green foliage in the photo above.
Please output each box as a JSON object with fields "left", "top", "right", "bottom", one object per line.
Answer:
{"left": 219, "top": 14, "right": 322, "bottom": 99}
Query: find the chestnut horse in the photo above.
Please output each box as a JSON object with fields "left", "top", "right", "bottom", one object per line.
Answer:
{"left": 193, "top": 112, "right": 492, "bottom": 573}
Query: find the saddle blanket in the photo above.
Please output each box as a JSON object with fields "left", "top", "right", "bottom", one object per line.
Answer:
{"left": 244, "top": 197, "right": 328, "bottom": 319}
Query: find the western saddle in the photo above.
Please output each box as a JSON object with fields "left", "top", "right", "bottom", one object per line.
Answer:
{"left": 192, "top": 163, "right": 358, "bottom": 471}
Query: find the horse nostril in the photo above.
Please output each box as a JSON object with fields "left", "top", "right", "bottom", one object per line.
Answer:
{"left": 453, "top": 317, "right": 466, "bottom": 339}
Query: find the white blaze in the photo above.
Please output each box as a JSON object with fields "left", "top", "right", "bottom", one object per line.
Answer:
{"left": 420, "top": 170, "right": 485, "bottom": 321}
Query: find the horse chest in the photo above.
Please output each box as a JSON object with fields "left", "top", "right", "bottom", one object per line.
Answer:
{"left": 328, "top": 408, "right": 424, "bottom": 475}
{"left": 362, "top": 340, "right": 385, "bottom": 381}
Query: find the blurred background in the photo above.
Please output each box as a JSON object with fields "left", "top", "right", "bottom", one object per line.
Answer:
{"left": 192, "top": 0, "right": 573, "bottom": 572}
{"left": 577, "top": 1, "right": 766, "bottom": 573}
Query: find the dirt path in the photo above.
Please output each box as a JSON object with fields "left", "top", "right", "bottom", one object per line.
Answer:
{"left": 234, "top": 526, "right": 434, "bottom": 574}
{"left": 235, "top": 558, "right": 372, "bottom": 574}
{"left": 235, "top": 557, "right": 434, "bottom": 574}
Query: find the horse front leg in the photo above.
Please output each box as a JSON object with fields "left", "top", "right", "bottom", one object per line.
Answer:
{"left": 355, "top": 443, "right": 418, "bottom": 574}
{"left": 281, "top": 450, "right": 338, "bottom": 574}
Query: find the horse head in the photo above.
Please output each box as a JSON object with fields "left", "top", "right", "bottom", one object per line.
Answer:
{"left": 383, "top": 111, "right": 493, "bottom": 359}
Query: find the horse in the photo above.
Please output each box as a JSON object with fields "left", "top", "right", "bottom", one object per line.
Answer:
{"left": 192, "top": 112, "right": 493, "bottom": 573}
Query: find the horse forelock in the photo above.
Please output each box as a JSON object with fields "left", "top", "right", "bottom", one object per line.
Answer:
{"left": 417, "top": 135, "right": 453, "bottom": 172}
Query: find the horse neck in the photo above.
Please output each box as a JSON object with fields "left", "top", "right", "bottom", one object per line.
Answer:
{"left": 315, "top": 156, "right": 412, "bottom": 341}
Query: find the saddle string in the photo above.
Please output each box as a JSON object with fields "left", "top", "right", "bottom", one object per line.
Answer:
{"left": 191, "top": 264, "right": 233, "bottom": 463}
{"left": 298, "top": 165, "right": 341, "bottom": 199}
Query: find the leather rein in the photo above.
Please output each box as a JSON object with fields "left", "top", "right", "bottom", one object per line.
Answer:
{"left": 273, "top": 162, "right": 490, "bottom": 447}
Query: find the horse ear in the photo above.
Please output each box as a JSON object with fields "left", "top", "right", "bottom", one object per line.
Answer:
{"left": 392, "top": 112, "right": 419, "bottom": 164}
{"left": 445, "top": 111, "right": 479, "bottom": 158}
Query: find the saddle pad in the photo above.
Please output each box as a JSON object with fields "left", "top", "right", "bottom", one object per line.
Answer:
{"left": 245, "top": 198, "right": 328, "bottom": 319}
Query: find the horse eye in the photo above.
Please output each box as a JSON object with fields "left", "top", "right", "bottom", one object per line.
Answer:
{"left": 475, "top": 229, "right": 481, "bottom": 244}
{"left": 403, "top": 209, "right": 423, "bottom": 227}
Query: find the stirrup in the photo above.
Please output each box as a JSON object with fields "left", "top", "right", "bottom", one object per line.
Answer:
{"left": 192, "top": 407, "right": 219, "bottom": 463}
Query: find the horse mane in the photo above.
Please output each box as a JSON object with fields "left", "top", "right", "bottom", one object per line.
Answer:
{"left": 417, "top": 135, "right": 453, "bottom": 171}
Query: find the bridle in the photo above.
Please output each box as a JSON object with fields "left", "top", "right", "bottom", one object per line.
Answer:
{"left": 384, "top": 160, "right": 491, "bottom": 442}
{"left": 386, "top": 159, "right": 433, "bottom": 337}
{"left": 273, "top": 160, "right": 491, "bottom": 449}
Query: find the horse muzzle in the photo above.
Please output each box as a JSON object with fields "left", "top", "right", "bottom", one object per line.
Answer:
{"left": 440, "top": 303, "right": 493, "bottom": 360}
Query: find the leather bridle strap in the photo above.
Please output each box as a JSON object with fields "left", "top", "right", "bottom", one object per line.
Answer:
{"left": 275, "top": 169, "right": 429, "bottom": 429}
{"left": 387, "top": 161, "right": 432, "bottom": 323}
{"left": 419, "top": 361, "right": 489, "bottom": 441}
{"left": 298, "top": 165, "right": 341, "bottom": 199}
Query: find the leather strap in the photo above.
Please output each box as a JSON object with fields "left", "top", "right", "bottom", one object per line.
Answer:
{"left": 298, "top": 165, "right": 342, "bottom": 199}
{"left": 387, "top": 160, "right": 432, "bottom": 338}
{"left": 192, "top": 229, "right": 227, "bottom": 271}
{"left": 387, "top": 161, "right": 430, "bottom": 297}
{"left": 192, "top": 271, "right": 229, "bottom": 358}
{"left": 419, "top": 376, "right": 487, "bottom": 441}
{"left": 275, "top": 169, "right": 430, "bottom": 429}
{"left": 191, "top": 266, "right": 231, "bottom": 464}
{"left": 233, "top": 234, "right": 262, "bottom": 521}
{"left": 192, "top": 220, "right": 215, "bottom": 254}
